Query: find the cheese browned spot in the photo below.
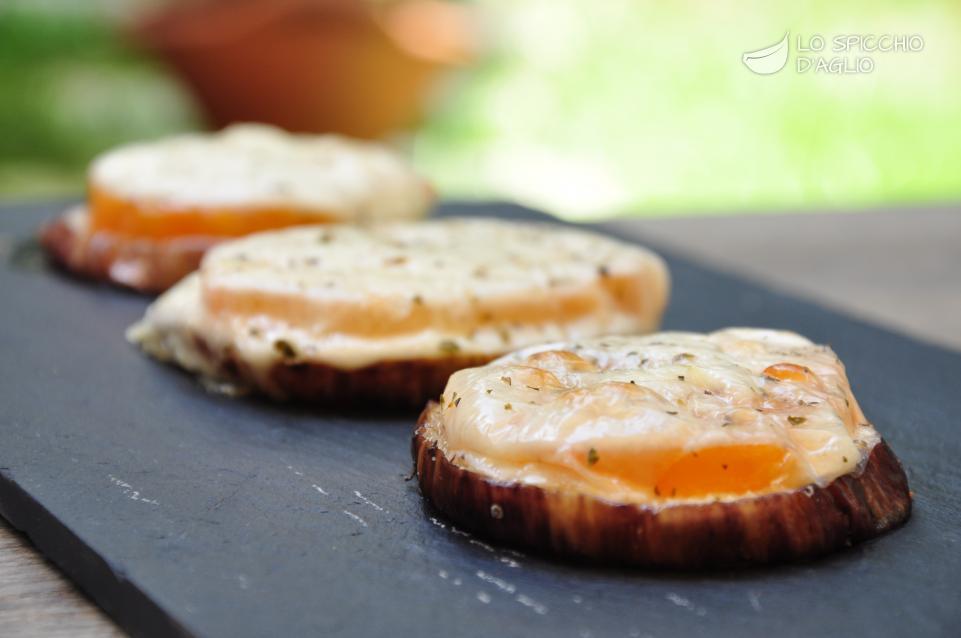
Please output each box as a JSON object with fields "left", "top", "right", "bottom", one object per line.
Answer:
{"left": 87, "top": 123, "right": 433, "bottom": 239}
{"left": 425, "top": 329, "right": 879, "bottom": 506}
{"left": 127, "top": 219, "right": 669, "bottom": 396}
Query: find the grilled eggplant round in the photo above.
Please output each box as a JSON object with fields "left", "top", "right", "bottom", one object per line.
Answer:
{"left": 413, "top": 329, "right": 912, "bottom": 568}
{"left": 129, "top": 219, "right": 669, "bottom": 406}
{"left": 40, "top": 124, "right": 433, "bottom": 292}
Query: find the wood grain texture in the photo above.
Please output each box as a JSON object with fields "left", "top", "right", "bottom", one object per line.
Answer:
{"left": 0, "top": 519, "right": 122, "bottom": 638}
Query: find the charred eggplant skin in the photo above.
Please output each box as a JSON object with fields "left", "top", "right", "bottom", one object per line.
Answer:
{"left": 413, "top": 402, "right": 912, "bottom": 569}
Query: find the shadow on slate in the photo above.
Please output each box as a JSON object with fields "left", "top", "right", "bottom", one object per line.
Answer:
{"left": 0, "top": 201, "right": 959, "bottom": 638}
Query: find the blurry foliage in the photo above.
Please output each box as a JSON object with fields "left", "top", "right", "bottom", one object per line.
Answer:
{"left": 413, "top": 0, "right": 961, "bottom": 217}
{"left": 0, "top": 3, "right": 197, "bottom": 196}
{"left": 1, "top": 1, "right": 960, "bottom": 218}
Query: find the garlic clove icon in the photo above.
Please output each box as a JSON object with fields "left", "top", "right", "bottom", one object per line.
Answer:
{"left": 743, "top": 32, "right": 789, "bottom": 75}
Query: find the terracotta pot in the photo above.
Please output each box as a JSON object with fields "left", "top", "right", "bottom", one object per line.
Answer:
{"left": 133, "top": 0, "right": 472, "bottom": 138}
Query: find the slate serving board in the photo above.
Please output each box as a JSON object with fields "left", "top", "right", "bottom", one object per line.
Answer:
{"left": 0, "top": 201, "right": 959, "bottom": 638}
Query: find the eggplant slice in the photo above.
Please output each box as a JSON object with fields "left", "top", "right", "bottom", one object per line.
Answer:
{"left": 40, "top": 207, "right": 214, "bottom": 294}
{"left": 413, "top": 402, "right": 911, "bottom": 568}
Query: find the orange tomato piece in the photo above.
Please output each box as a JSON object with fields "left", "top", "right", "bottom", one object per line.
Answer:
{"left": 763, "top": 362, "right": 818, "bottom": 384}
{"left": 653, "top": 444, "right": 794, "bottom": 498}
{"left": 88, "top": 184, "right": 335, "bottom": 239}
{"left": 583, "top": 444, "right": 796, "bottom": 499}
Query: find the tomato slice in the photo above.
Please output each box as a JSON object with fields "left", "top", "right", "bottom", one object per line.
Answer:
{"left": 583, "top": 443, "right": 797, "bottom": 499}
{"left": 653, "top": 444, "right": 794, "bottom": 498}
{"left": 88, "top": 184, "right": 335, "bottom": 239}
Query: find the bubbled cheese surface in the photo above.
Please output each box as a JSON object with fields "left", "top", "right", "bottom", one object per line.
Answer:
{"left": 128, "top": 218, "right": 669, "bottom": 374}
{"left": 90, "top": 124, "right": 432, "bottom": 222}
{"left": 427, "top": 329, "right": 880, "bottom": 506}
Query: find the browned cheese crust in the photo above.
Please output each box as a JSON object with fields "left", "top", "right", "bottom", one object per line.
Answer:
{"left": 39, "top": 211, "right": 213, "bottom": 294}
{"left": 412, "top": 402, "right": 912, "bottom": 568}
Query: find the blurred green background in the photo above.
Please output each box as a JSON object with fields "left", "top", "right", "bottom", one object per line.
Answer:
{"left": 1, "top": 0, "right": 959, "bottom": 219}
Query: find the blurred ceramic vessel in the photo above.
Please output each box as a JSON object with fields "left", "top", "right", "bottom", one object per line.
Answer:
{"left": 134, "top": 0, "right": 472, "bottom": 138}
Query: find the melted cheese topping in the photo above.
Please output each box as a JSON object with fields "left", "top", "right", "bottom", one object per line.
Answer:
{"left": 89, "top": 124, "right": 432, "bottom": 238}
{"left": 426, "top": 329, "right": 880, "bottom": 506}
{"left": 128, "top": 219, "right": 670, "bottom": 377}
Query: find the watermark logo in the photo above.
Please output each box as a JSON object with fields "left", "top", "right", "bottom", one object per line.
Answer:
{"left": 743, "top": 32, "right": 924, "bottom": 75}
{"left": 742, "top": 32, "right": 789, "bottom": 75}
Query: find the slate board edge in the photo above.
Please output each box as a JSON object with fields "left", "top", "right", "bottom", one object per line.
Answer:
{"left": 0, "top": 199, "right": 956, "bottom": 638}
{"left": 0, "top": 470, "right": 191, "bottom": 638}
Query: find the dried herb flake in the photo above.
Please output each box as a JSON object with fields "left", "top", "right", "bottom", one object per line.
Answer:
{"left": 587, "top": 448, "right": 600, "bottom": 466}
{"left": 438, "top": 340, "right": 461, "bottom": 354}
{"left": 274, "top": 339, "right": 298, "bottom": 360}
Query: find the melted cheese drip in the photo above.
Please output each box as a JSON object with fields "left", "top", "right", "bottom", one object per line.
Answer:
{"left": 89, "top": 124, "right": 432, "bottom": 238}
{"left": 128, "top": 219, "right": 670, "bottom": 376}
{"left": 428, "top": 329, "right": 880, "bottom": 506}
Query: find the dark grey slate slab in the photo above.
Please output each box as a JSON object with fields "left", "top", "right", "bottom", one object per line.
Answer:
{"left": 0, "top": 201, "right": 958, "bottom": 638}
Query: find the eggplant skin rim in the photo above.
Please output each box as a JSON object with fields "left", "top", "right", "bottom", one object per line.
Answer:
{"left": 412, "top": 402, "right": 912, "bottom": 569}
{"left": 144, "top": 331, "right": 499, "bottom": 409}
{"left": 39, "top": 211, "right": 214, "bottom": 294}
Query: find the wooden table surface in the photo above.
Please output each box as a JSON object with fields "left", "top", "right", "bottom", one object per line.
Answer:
{"left": 1, "top": 203, "right": 958, "bottom": 637}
